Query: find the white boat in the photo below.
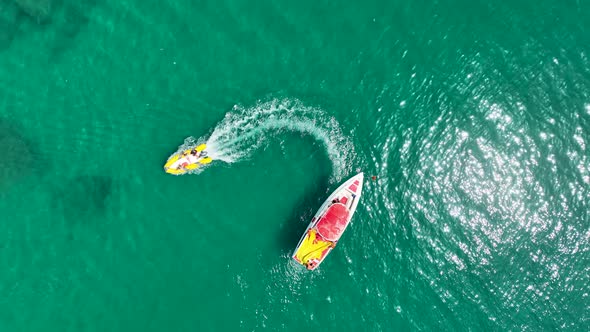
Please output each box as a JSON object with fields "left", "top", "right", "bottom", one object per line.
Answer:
{"left": 292, "top": 173, "right": 364, "bottom": 270}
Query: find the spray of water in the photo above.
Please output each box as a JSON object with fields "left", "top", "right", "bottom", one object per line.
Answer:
{"left": 170, "top": 98, "right": 353, "bottom": 180}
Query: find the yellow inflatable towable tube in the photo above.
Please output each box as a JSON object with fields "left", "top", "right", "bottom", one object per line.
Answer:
{"left": 164, "top": 144, "right": 212, "bottom": 175}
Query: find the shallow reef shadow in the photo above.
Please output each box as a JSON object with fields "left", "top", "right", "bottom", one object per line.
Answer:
{"left": 0, "top": 120, "right": 41, "bottom": 193}
{"left": 1, "top": 0, "right": 98, "bottom": 56}
{"left": 0, "top": 0, "right": 54, "bottom": 52}
{"left": 0, "top": 2, "right": 25, "bottom": 51}
{"left": 52, "top": 174, "right": 117, "bottom": 236}
{"left": 50, "top": 0, "right": 97, "bottom": 59}
{"left": 14, "top": 0, "right": 53, "bottom": 23}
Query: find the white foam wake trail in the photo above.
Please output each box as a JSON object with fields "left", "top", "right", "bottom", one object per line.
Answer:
{"left": 172, "top": 98, "right": 353, "bottom": 180}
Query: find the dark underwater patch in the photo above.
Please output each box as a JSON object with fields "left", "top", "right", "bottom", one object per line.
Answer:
{"left": 49, "top": 1, "right": 93, "bottom": 58}
{"left": 13, "top": 0, "right": 53, "bottom": 23}
{"left": 0, "top": 122, "right": 34, "bottom": 190}
{"left": 0, "top": 1, "right": 23, "bottom": 51}
{"left": 1, "top": 0, "right": 97, "bottom": 55}
{"left": 57, "top": 175, "right": 114, "bottom": 224}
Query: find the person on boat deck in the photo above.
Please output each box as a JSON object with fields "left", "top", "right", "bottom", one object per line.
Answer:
{"left": 331, "top": 198, "right": 340, "bottom": 204}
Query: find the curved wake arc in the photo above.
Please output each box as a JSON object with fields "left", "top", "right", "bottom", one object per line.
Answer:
{"left": 170, "top": 99, "right": 353, "bottom": 180}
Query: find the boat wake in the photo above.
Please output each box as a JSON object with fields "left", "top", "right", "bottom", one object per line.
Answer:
{"left": 174, "top": 98, "right": 353, "bottom": 180}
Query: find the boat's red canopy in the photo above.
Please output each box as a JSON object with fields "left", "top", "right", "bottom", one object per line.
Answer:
{"left": 316, "top": 203, "right": 350, "bottom": 241}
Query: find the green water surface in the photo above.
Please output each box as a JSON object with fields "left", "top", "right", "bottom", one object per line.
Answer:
{"left": 1, "top": 0, "right": 589, "bottom": 331}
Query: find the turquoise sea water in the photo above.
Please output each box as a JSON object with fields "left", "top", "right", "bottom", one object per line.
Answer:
{"left": 1, "top": 0, "right": 589, "bottom": 331}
